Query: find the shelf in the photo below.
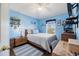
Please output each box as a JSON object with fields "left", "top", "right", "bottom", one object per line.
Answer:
{"left": 65, "top": 20, "right": 78, "bottom": 24}
{"left": 66, "top": 16, "right": 78, "bottom": 20}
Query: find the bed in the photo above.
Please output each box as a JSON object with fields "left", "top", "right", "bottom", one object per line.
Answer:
{"left": 27, "top": 33, "right": 56, "bottom": 53}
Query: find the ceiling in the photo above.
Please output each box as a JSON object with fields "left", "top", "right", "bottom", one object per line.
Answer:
{"left": 9, "top": 3, "right": 68, "bottom": 19}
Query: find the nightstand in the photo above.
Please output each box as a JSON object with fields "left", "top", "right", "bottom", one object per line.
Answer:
{"left": 10, "top": 36, "right": 28, "bottom": 47}
{"left": 61, "top": 32, "right": 76, "bottom": 42}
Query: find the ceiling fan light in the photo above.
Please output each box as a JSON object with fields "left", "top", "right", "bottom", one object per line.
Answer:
{"left": 38, "top": 7, "right": 43, "bottom": 11}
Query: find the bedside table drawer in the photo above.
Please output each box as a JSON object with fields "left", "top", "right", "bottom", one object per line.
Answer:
{"left": 10, "top": 36, "right": 28, "bottom": 47}
{"left": 61, "top": 32, "right": 75, "bottom": 41}
{"left": 15, "top": 37, "right": 27, "bottom": 46}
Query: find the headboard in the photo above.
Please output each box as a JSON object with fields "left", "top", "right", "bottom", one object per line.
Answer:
{"left": 46, "top": 19, "right": 56, "bottom": 24}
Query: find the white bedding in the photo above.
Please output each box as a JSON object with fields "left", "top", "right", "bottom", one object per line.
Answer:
{"left": 27, "top": 33, "right": 56, "bottom": 52}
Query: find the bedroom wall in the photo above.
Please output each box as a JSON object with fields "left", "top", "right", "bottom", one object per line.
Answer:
{"left": 9, "top": 10, "right": 39, "bottom": 39}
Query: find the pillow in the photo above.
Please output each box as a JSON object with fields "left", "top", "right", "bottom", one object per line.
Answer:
{"left": 27, "top": 29, "right": 33, "bottom": 34}
{"left": 47, "top": 27, "right": 55, "bottom": 34}
{"left": 33, "top": 29, "right": 39, "bottom": 34}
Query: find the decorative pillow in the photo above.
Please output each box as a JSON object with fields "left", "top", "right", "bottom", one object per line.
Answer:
{"left": 33, "top": 29, "right": 39, "bottom": 34}
{"left": 27, "top": 29, "right": 33, "bottom": 34}
{"left": 47, "top": 27, "right": 55, "bottom": 34}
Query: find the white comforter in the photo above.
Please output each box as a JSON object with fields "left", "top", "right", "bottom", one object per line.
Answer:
{"left": 27, "top": 33, "right": 56, "bottom": 52}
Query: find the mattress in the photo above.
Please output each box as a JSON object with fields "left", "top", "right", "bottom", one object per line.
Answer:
{"left": 27, "top": 33, "right": 56, "bottom": 52}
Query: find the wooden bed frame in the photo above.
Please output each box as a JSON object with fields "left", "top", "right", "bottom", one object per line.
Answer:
{"left": 10, "top": 29, "right": 52, "bottom": 56}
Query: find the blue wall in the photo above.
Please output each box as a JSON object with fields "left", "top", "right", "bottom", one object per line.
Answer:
{"left": 9, "top": 10, "right": 39, "bottom": 38}
{"left": 37, "top": 20, "right": 46, "bottom": 33}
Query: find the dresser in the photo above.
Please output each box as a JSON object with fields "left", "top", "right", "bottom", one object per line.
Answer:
{"left": 10, "top": 36, "right": 28, "bottom": 48}
{"left": 61, "top": 32, "right": 76, "bottom": 42}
